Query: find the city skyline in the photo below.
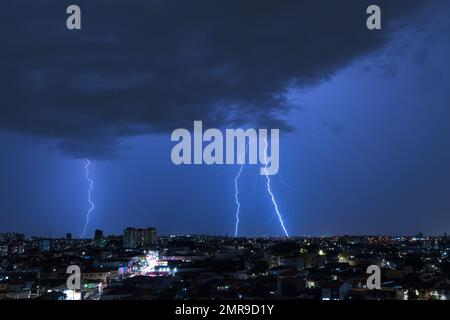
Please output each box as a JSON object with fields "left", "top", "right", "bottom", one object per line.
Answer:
{"left": 1, "top": 227, "right": 447, "bottom": 240}
{"left": 1, "top": 1, "right": 450, "bottom": 238}
{"left": 1, "top": 231, "right": 448, "bottom": 301}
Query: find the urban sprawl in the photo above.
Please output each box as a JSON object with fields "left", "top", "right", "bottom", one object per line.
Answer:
{"left": 0, "top": 230, "right": 449, "bottom": 300}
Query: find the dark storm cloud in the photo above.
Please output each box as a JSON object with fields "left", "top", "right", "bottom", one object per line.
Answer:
{"left": 0, "top": 0, "right": 428, "bottom": 158}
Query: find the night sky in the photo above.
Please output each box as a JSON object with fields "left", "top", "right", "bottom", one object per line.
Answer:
{"left": 1, "top": 1, "right": 449, "bottom": 238}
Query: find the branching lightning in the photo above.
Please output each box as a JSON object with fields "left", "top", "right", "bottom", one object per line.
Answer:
{"left": 263, "top": 137, "right": 289, "bottom": 237}
{"left": 81, "top": 159, "right": 94, "bottom": 238}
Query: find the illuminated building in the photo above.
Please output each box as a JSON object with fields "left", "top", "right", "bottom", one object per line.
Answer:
{"left": 123, "top": 227, "right": 157, "bottom": 248}
{"left": 123, "top": 227, "right": 137, "bottom": 248}
{"left": 94, "top": 229, "right": 105, "bottom": 248}
{"left": 39, "top": 239, "right": 51, "bottom": 252}
{"left": 146, "top": 227, "right": 157, "bottom": 245}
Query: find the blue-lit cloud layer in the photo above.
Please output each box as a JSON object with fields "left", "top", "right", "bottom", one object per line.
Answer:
{"left": 0, "top": 0, "right": 432, "bottom": 158}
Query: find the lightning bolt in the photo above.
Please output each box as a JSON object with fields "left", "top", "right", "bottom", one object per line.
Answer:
{"left": 263, "top": 137, "right": 289, "bottom": 237}
{"left": 233, "top": 163, "right": 244, "bottom": 237}
{"left": 81, "top": 159, "right": 94, "bottom": 238}
{"left": 233, "top": 146, "right": 247, "bottom": 237}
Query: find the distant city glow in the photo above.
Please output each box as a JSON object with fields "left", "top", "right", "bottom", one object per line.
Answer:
{"left": 126, "top": 251, "right": 177, "bottom": 277}
{"left": 64, "top": 289, "right": 81, "bottom": 300}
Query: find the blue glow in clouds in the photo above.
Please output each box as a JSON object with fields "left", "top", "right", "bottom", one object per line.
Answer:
{"left": 263, "top": 138, "right": 289, "bottom": 237}
{"left": 81, "top": 159, "right": 94, "bottom": 238}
